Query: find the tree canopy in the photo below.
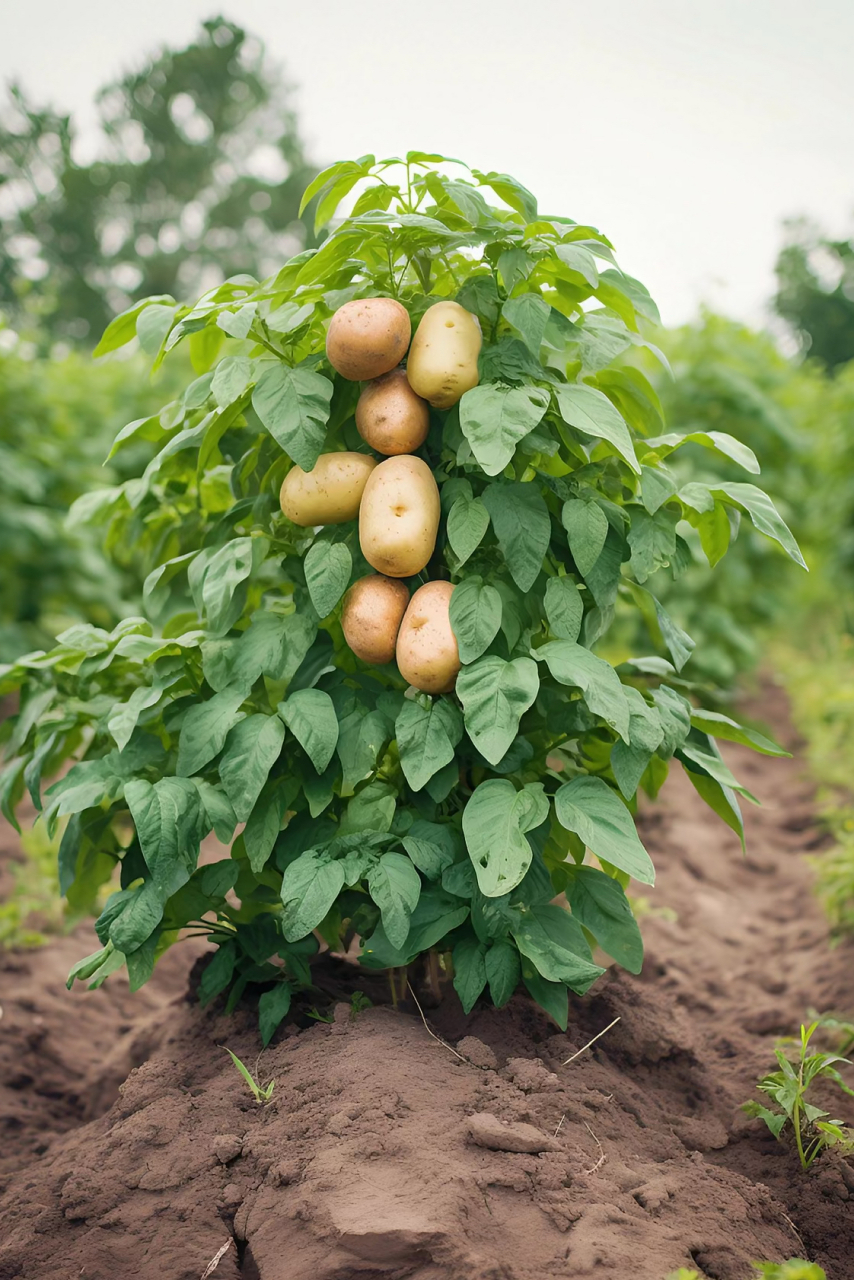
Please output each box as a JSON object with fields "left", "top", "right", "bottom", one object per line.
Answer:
{"left": 0, "top": 16, "right": 316, "bottom": 347}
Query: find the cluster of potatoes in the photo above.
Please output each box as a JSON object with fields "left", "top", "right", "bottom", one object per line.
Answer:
{"left": 279, "top": 296, "right": 482, "bottom": 694}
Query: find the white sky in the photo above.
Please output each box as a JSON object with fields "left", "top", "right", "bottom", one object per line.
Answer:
{"left": 2, "top": 0, "right": 853, "bottom": 327}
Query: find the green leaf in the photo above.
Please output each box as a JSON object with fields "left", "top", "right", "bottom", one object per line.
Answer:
{"left": 538, "top": 642, "right": 630, "bottom": 741}
{"left": 304, "top": 542, "right": 352, "bottom": 618}
{"left": 337, "top": 708, "right": 389, "bottom": 794}
{"left": 396, "top": 696, "right": 463, "bottom": 791}
{"left": 244, "top": 780, "right": 291, "bottom": 872}
{"left": 339, "top": 780, "right": 397, "bottom": 835}
{"left": 449, "top": 577, "right": 503, "bottom": 664}
{"left": 447, "top": 494, "right": 490, "bottom": 565}
{"left": 544, "top": 577, "right": 583, "bottom": 643}
{"left": 463, "top": 779, "right": 547, "bottom": 897}
{"left": 485, "top": 940, "right": 521, "bottom": 1007}
{"left": 403, "top": 820, "right": 458, "bottom": 878}
{"left": 684, "top": 769, "right": 745, "bottom": 852}
{"left": 252, "top": 364, "right": 334, "bottom": 472}
{"left": 627, "top": 507, "right": 678, "bottom": 583}
{"left": 555, "top": 776, "right": 654, "bottom": 884}
{"left": 522, "top": 972, "right": 568, "bottom": 1030}
{"left": 259, "top": 983, "right": 292, "bottom": 1046}
{"left": 624, "top": 582, "right": 695, "bottom": 673}
{"left": 368, "top": 851, "right": 422, "bottom": 950}
{"left": 219, "top": 714, "right": 285, "bottom": 822}
{"left": 190, "top": 783, "right": 236, "bottom": 844}
{"left": 502, "top": 295, "right": 550, "bottom": 354}
{"left": 512, "top": 913, "right": 604, "bottom": 992}
{"left": 697, "top": 502, "right": 731, "bottom": 568}
{"left": 610, "top": 740, "right": 652, "bottom": 801}
{"left": 279, "top": 689, "right": 339, "bottom": 773}
{"left": 457, "top": 655, "right": 540, "bottom": 765}
{"left": 108, "top": 880, "right": 164, "bottom": 954}
{"left": 211, "top": 356, "right": 253, "bottom": 409}
{"left": 281, "top": 851, "right": 346, "bottom": 941}
{"left": 651, "top": 686, "right": 692, "bottom": 758}
{"left": 678, "top": 744, "right": 758, "bottom": 803}
{"left": 125, "top": 777, "right": 206, "bottom": 898}
{"left": 555, "top": 242, "right": 600, "bottom": 287}
{"left": 93, "top": 295, "right": 174, "bottom": 357}
{"left": 482, "top": 483, "right": 550, "bottom": 592}
{"left": 566, "top": 866, "right": 643, "bottom": 972}
{"left": 459, "top": 384, "right": 549, "bottom": 476}
{"left": 641, "top": 430, "right": 760, "bottom": 474}
{"left": 562, "top": 499, "right": 609, "bottom": 577}
{"left": 640, "top": 465, "right": 678, "bottom": 515}
{"left": 198, "top": 942, "right": 237, "bottom": 1006}
{"left": 555, "top": 382, "right": 640, "bottom": 473}
{"left": 176, "top": 688, "right": 245, "bottom": 777}
{"left": 453, "top": 936, "right": 488, "bottom": 1013}
{"left": 202, "top": 538, "right": 260, "bottom": 635}
{"left": 689, "top": 710, "right": 789, "bottom": 757}
{"left": 710, "top": 482, "right": 806, "bottom": 568}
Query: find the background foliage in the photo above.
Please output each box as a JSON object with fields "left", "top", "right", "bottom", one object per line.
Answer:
{"left": 0, "top": 16, "right": 316, "bottom": 348}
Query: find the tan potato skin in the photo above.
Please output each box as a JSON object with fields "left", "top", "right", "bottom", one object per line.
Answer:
{"left": 356, "top": 367, "right": 430, "bottom": 456}
{"left": 396, "top": 581, "right": 460, "bottom": 693}
{"left": 341, "top": 575, "right": 409, "bottom": 665}
{"left": 359, "top": 455, "right": 440, "bottom": 578}
{"left": 326, "top": 297, "right": 411, "bottom": 381}
{"left": 280, "top": 452, "right": 376, "bottom": 526}
{"left": 406, "top": 301, "right": 482, "bottom": 409}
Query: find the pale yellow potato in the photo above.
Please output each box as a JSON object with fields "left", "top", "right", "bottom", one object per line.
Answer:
{"left": 396, "top": 580, "right": 460, "bottom": 693}
{"left": 341, "top": 574, "right": 409, "bottom": 665}
{"left": 326, "top": 297, "right": 411, "bottom": 381}
{"left": 359, "top": 455, "right": 440, "bottom": 578}
{"left": 356, "top": 367, "right": 430, "bottom": 456}
{"left": 280, "top": 452, "right": 376, "bottom": 526}
{"left": 406, "top": 301, "right": 482, "bottom": 409}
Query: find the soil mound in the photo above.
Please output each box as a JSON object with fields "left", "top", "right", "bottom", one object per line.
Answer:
{"left": 1, "top": 684, "right": 853, "bottom": 1279}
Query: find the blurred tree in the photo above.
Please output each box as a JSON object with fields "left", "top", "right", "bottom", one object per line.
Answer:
{"left": 774, "top": 219, "right": 854, "bottom": 370}
{"left": 0, "top": 16, "right": 316, "bottom": 347}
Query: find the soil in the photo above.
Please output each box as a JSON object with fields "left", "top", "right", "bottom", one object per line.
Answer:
{"left": 1, "top": 681, "right": 853, "bottom": 1280}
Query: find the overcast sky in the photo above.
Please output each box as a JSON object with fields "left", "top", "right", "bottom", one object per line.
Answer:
{"left": 3, "top": 0, "right": 852, "bottom": 327}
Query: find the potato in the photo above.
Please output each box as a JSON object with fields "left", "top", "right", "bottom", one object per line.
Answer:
{"left": 396, "top": 581, "right": 460, "bottom": 693}
{"left": 326, "top": 297, "right": 411, "bottom": 381}
{"left": 280, "top": 452, "right": 376, "bottom": 526}
{"left": 406, "top": 301, "right": 482, "bottom": 409}
{"left": 341, "top": 574, "right": 409, "bottom": 665}
{"left": 356, "top": 367, "right": 430, "bottom": 456}
{"left": 359, "top": 455, "right": 440, "bottom": 577}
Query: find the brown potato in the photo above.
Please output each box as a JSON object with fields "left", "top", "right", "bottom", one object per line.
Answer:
{"left": 406, "top": 300, "right": 482, "bottom": 409}
{"left": 396, "top": 581, "right": 460, "bottom": 693}
{"left": 341, "top": 574, "right": 409, "bottom": 665}
{"left": 359, "top": 455, "right": 440, "bottom": 578}
{"left": 356, "top": 367, "right": 430, "bottom": 456}
{"left": 280, "top": 452, "right": 376, "bottom": 526}
{"left": 325, "top": 297, "right": 411, "bottom": 381}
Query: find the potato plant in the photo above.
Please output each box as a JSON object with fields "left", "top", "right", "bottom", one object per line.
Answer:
{"left": 0, "top": 153, "right": 804, "bottom": 1041}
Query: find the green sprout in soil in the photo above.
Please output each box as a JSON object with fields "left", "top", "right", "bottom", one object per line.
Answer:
{"left": 224, "top": 1047, "right": 275, "bottom": 1105}
{"left": 743, "top": 1021, "right": 854, "bottom": 1170}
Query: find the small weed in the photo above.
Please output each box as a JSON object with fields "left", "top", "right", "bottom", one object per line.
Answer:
{"left": 350, "top": 990, "right": 372, "bottom": 1019}
{"left": 666, "top": 1264, "right": 826, "bottom": 1280}
{"left": 752, "top": 1262, "right": 826, "bottom": 1280}
{"left": 743, "top": 1022, "right": 854, "bottom": 1169}
{"left": 306, "top": 1006, "right": 334, "bottom": 1023}
{"left": 224, "top": 1048, "right": 275, "bottom": 1104}
{"left": 804, "top": 1008, "right": 854, "bottom": 1056}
